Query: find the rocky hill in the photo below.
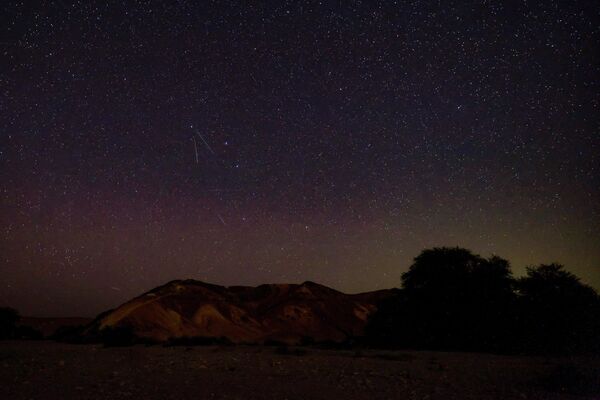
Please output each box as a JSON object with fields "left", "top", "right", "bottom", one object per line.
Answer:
{"left": 87, "top": 280, "right": 395, "bottom": 344}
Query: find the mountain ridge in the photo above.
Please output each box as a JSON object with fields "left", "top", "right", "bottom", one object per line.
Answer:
{"left": 86, "top": 279, "right": 397, "bottom": 344}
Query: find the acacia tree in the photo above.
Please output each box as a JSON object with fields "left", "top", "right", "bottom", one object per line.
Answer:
{"left": 367, "top": 252, "right": 600, "bottom": 354}
{"left": 516, "top": 264, "right": 600, "bottom": 354}
{"left": 367, "top": 247, "right": 515, "bottom": 351}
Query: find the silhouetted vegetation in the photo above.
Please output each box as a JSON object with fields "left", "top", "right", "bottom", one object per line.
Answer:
{"left": 366, "top": 247, "right": 600, "bottom": 355}
{"left": 274, "top": 344, "right": 308, "bottom": 356}
{"left": 50, "top": 324, "right": 89, "bottom": 343}
{"left": 14, "top": 325, "right": 43, "bottom": 340}
{"left": 515, "top": 264, "right": 600, "bottom": 354}
{"left": 0, "top": 307, "right": 42, "bottom": 340}
{"left": 3, "top": 247, "right": 598, "bottom": 357}
{"left": 165, "top": 336, "right": 232, "bottom": 347}
{"left": 98, "top": 325, "right": 138, "bottom": 347}
{"left": 0, "top": 307, "right": 20, "bottom": 339}
{"left": 51, "top": 323, "right": 155, "bottom": 346}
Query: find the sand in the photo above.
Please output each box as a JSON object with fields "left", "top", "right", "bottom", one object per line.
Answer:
{"left": 0, "top": 341, "right": 597, "bottom": 399}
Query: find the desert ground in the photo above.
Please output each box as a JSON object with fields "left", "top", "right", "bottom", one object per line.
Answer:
{"left": 0, "top": 341, "right": 598, "bottom": 400}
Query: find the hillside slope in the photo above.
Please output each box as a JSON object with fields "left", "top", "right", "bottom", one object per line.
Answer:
{"left": 88, "top": 280, "right": 395, "bottom": 344}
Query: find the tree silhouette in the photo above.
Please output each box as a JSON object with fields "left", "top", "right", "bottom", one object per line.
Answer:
{"left": 368, "top": 247, "right": 515, "bottom": 351}
{"left": 0, "top": 307, "right": 43, "bottom": 340}
{"left": 0, "top": 307, "right": 20, "bottom": 339}
{"left": 516, "top": 264, "right": 600, "bottom": 354}
{"left": 367, "top": 250, "right": 600, "bottom": 354}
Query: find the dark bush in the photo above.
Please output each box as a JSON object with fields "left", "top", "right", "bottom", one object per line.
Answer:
{"left": 99, "top": 325, "right": 138, "bottom": 347}
{"left": 165, "top": 336, "right": 232, "bottom": 347}
{"left": 515, "top": 264, "right": 600, "bottom": 354}
{"left": 14, "top": 325, "right": 43, "bottom": 340}
{"left": 367, "top": 247, "right": 516, "bottom": 352}
{"left": 365, "top": 248, "right": 600, "bottom": 355}
{"left": 274, "top": 345, "right": 308, "bottom": 355}
{"left": 50, "top": 325, "right": 88, "bottom": 343}
{"left": 0, "top": 307, "right": 20, "bottom": 339}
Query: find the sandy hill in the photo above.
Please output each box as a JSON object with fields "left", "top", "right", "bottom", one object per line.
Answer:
{"left": 88, "top": 280, "right": 395, "bottom": 344}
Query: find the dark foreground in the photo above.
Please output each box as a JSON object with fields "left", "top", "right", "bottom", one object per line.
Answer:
{"left": 1, "top": 341, "right": 598, "bottom": 400}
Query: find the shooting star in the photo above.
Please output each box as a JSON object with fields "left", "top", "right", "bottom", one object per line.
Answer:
{"left": 192, "top": 137, "right": 199, "bottom": 163}
{"left": 110, "top": 286, "right": 122, "bottom": 291}
{"left": 216, "top": 213, "right": 227, "bottom": 226}
{"left": 196, "top": 130, "right": 216, "bottom": 155}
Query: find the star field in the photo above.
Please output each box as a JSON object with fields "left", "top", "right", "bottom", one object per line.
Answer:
{"left": 1, "top": 1, "right": 599, "bottom": 316}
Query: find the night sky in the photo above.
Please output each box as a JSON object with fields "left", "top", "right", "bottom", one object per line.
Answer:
{"left": 1, "top": 1, "right": 599, "bottom": 317}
